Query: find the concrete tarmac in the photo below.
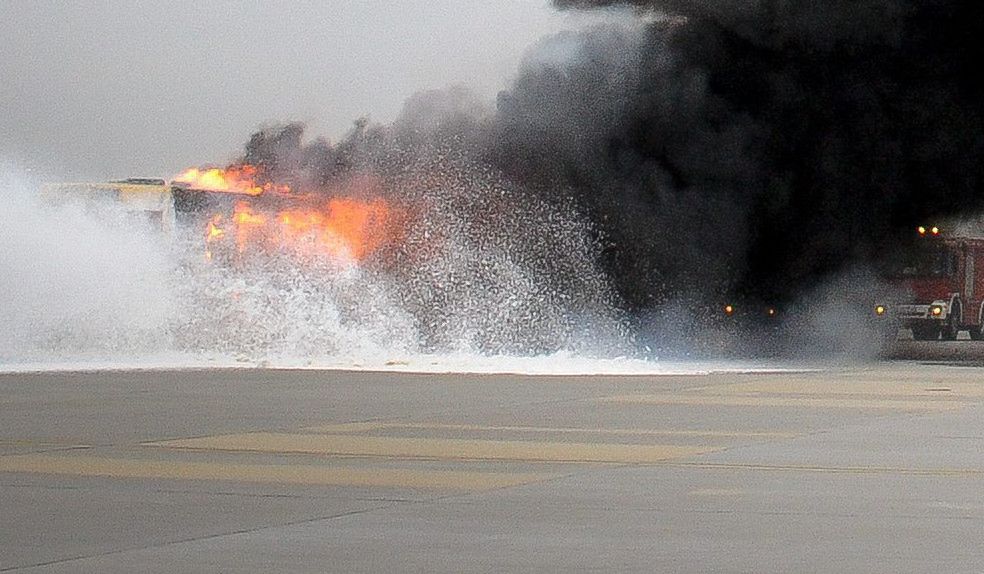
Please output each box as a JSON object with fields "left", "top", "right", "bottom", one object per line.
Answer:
{"left": 2, "top": 361, "right": 984, "bottom": 572}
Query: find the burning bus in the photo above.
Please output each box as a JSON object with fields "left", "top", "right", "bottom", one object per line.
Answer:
{"left": 41, "top": 167, "right": 404, "bottom": 267}
{"left": 873, "top": 225, "right": 984, "bottom": 341}
{"left": 171, "top": 166, "right": 403, "bottom": 266}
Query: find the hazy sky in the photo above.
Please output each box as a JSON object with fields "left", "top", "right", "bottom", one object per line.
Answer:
{"left": 0, "top": 0, "right": 622, "bottom": 180}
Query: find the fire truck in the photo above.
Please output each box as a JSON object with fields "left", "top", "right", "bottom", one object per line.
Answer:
{"left": 873, "top": 225, "right": 984, "bottom": 340}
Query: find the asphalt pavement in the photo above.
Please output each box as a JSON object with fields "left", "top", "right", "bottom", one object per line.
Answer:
{"left": 3, "top": 359, "right": 984, "bottom": 572}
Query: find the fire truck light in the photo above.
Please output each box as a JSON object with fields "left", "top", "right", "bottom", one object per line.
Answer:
{"left": 918, "top": 226, "right": 926, "bottom": 235}
{"left": 875, "top": 305, "right": 886, "bottom": 316}
{"left": 931, "top": 305, "right": 943, "bottom": 316}
{"left": 931, "top": 226, "right": 940, "bottom": 235}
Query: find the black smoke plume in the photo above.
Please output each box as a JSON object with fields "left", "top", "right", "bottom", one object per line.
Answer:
{"left": 237, "top": 1, "right": 984, "bottom": 319}
{"left": 537, "top": 1, "right": 984, "bottom": 308}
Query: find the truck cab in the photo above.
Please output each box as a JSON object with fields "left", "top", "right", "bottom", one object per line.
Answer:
{"left": 874, "top": 226, "right": 984, "bottom": 340}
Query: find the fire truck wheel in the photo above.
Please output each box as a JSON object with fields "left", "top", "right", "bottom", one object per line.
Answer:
{"left": 941, "top": 322, "right": 958, "bottom": 341}
{"left": 912, "top": 325, "right": 941, "bottom": 341}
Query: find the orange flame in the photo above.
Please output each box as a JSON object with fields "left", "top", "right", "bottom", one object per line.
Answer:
{"left": 204, "top": 215, "right": 225, "bottom": 261}
{"left": 231, "top": 202, "right": 266, "bottom": 253}
{"left": 204, "top": 197, "right": 396, "bottom": 263}
{"left": 174, "top": 164, "right": 289, "bottom": 196}
{"left": 181, "top": 167, "right": 400, "bottom": 264}
{"left": 206, "top": 215, "right": 225, "bottom": 241}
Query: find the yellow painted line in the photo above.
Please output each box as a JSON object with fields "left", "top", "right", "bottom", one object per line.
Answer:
{"left": 0, "top": 454, "right": 550, "bottom": 490}
{"left": 603, "top": 394, "right": 967, "bottom": 411}
{"left": 301, "top": 422, "right": 387, "bottom": 434}
{"left": 700, "top": 379, "right": 984, "bottom": 398}
{"left": 148, "top": 433, "right": 715, "bottom": 464}
{"left": 302, "top": 422, "right": 796, "bottom": 440}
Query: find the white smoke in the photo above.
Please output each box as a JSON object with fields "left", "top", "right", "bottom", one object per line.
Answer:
{"left": 0, "top": 167, "right": 172, "bottom": 361}
{"left": 0, "top": 164, "right": 634, "bottom": 370}
{"left": 169, "top": 254, "right": 420, "bottom": 362}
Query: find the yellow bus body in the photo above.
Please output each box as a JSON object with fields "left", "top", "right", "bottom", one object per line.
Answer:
{"left": 40, "top": 180, "right": 176, "bottom": 234}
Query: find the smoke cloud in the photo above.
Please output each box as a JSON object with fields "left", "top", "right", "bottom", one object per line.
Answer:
{"left": 232, "top": 1, "right": 984, "bottom": 323}
{"left": 535, "top": 1, "right": 984, "bottom": 309}
{"left": 213, "top": 108, "right": 629, "bottom": 355}
{"left": 22, "top": 3, "right": 981, "bottom": 364}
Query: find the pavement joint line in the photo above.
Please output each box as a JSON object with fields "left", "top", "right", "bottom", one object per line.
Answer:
{"left": 0, "top": 439, "right": 91, "bottom": 448}
{"left": 662, "top": 461, "right": 984, "bottom": 476}
{"left": 600, "top": 394, "right": 972, "bottom": 410}
{"left": 0, "top": 481, "right": 405, "bottom": 501}
{"left": 147, "top": 488, "right": 354, "bottom": 500}
{"left": 417, "top": 498, "right": 984, "bottom": 522}
{"left": 0, "top": 482, "right": 83, "bottom": 491}
{"left": 701, "top": 375, "right": 984, "bottom": 394}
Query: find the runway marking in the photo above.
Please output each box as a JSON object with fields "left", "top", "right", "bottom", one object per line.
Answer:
{"left": 147, "top": 433, "right": 716, "bottom": 464}
{"left": 0, "top": 453, "right": 551, "bottom": 490}
{"left": 304, "top": 422, "right": 391, "bottom": 434}
{"left": 697, "top": 379, "right": 984, "bottom": 398}
{"left": 602, "top": 394, "right": 968, "bottom": 411}
{"left": 302, "top": 422, "right": 797, "bottom": 440}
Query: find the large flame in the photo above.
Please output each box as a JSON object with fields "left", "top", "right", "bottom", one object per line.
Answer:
{"left": 176, "top": 166, "right": 397, "bottom": 263}
{"left": 203, "top": 198, "right": 395, "bottom": 263}
{"left": 174, "top": 164, "right": 288, "bottom": 196}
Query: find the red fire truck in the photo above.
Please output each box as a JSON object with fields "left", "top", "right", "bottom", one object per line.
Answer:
{"left": 874, "top": 225, "right": 984, "bottom": 340}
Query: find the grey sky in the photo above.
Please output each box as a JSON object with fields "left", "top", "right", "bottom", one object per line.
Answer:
{"left": 0, "top": 0, "right": 621, "bottom": 180}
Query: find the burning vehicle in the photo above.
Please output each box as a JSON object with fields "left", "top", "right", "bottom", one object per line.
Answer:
{"left": 41, "top": 166, "right": 406, "bottom": 269}
{"left": 172, "top": 166, "right": 405, "bottom": 267}
{"left": 34, "top": 155, "right": 624, "bottom": 357}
